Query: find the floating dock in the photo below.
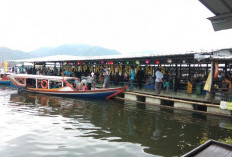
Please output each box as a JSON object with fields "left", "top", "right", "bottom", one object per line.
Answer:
{"left": 116, "top": 90, "right": 232, "bottom": 117}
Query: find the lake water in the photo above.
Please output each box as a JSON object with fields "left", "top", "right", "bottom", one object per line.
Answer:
{"left": 0, "top": 86, "right": 232, "bottom": 157}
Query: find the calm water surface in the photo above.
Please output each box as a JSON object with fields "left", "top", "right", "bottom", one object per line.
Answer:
{"left": 0, "top": 86, "right": 232, "bottom": 157}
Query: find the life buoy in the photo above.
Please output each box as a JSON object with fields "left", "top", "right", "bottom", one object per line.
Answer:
{"left": 41, "top": 80, "right": 48, "bottom": 89}
{"left": 214, "top": 62, "right": 219, "bottom": 79}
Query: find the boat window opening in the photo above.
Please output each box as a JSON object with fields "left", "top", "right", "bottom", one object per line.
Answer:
{"left": 37, "top": 80, "right": 42, "bottom": 88}
{"left": 26, "top": 79, "right": 36, "bottom": 88}
{"left": 50, "top": 81, "right": 61, "bottom": 89}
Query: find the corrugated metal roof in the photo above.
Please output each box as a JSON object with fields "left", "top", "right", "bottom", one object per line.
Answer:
{"left": 9, "top": 51, "right": 208, "bottom": 63}
{"left": 200, "top": 0, "right": 232, "bottom": 15}
{"left": 199, "top": 0, "right": 232, "bottom": 31}
{"left": 8, "top": 48, "right": 232, "bottom": 63}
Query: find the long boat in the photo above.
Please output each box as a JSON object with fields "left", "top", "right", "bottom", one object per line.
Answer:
{"left": 8, "top": 74, "right": 127, "bottom": 99}
{"left": 0, "top": 73, "right": 11, "bottom": 85}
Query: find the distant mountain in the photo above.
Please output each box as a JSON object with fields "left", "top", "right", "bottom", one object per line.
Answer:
{"left": 29, "top": 44, "right": 121, "bottom": 57}
{"left": 0, "top": 47, "right": 33, "bottom": 61}
{"left": 0, "top": 44, "right": 121, "bottom": 60}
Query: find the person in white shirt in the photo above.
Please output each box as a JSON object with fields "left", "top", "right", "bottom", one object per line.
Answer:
{"left": 155, "top": 67, "right": 163, "bottom": 94}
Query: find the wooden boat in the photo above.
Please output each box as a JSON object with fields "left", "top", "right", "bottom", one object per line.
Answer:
{"left": 182, "top": 139, "right": 232, "bottom": 157}
{"left": 0, "top": 73, "right": 11, "bottom": 85}
{"left": 8, "top": 74, "right": 127, "bottom": 99}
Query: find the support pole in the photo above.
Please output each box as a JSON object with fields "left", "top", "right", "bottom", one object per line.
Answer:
{"left": 33, "top": 62, "right": 36, "bottom": 74}
{"left": 180, "top": 64, "right": 182, "bottom": 79}
{"left": 60, "top": 62, "right": 62, "bottom": 76}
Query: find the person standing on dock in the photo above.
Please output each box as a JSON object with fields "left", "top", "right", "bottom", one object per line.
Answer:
{"left": 137, "top": 67, "right": 144, "bottom": 89}
{"left": 103, "top": 68, "right": 110, "bottom": 88}
{"left": 91, "top": 72, "right": 96, "bottom": 89}
{"left": 130, "top": 66, "right": 135, "bottom": 91}
{"left": 155, "top": 67, "right": 163, "bottom": 94}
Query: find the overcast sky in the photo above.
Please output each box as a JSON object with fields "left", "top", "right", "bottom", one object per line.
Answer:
{"left": 0, "top": 0, "right": 231, "bottom": 54}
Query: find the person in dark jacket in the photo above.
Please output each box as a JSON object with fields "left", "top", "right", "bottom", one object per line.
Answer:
{"left": 136, "top": 67, "right": 144, "bottom": 89}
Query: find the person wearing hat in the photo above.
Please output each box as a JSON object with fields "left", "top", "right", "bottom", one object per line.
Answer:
{"left": 155, "top": 67, "right": 163, "bottom": 94}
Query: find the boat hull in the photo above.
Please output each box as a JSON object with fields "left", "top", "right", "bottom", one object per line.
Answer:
{"left": 0, "top": 80, "right": 11, "bottom": 85}
{"left": 27, "top": 88, "right": 124, "bottom": 99}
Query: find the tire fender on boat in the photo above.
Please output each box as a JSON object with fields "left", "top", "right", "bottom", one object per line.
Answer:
{"left": 41, "top": 80, "right": 48, "bottom": 89}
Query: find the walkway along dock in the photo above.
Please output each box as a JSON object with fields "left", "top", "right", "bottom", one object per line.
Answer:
{"left": 115, "top": 90, "right": 232, "bottom": 117}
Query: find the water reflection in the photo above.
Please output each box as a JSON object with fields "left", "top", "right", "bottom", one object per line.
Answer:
{"left": 1, "top": 86, "right": 232, "bottom": 157}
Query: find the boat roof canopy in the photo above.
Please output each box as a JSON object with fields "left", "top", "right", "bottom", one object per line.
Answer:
{"left": 9, "top": 74, "right": 76, "bottom": 80}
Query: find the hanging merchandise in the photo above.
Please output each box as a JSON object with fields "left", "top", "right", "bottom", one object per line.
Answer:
{"left": 77, "top": 61, "right": 83, "bottom": 65}
{"left": 83, "top": 65, "right": 88, "bottom": 72}
{"left": 135, "top": 65, "right": 140, "bottom": 73}
{"left": 145, "top": 59, "right": 149, "bottom": 64}
{"left": 104, "top": 65, "right": 109, "bottom": 70}
{"left": 135, "top": 60, "right": 140, "bottom": 64}
{"left": 101, "top": 60, "right": 104, "bottom": 64}
{"left": 167, "top": 59, "right": 172, "bottom": 64}
{"left": 107, "top": 61, "right": 113, "bottom": 65}
{"left": 95, "top": 65, "right": 100, "bottom": 74}
{"left": 187, "top": 81, "right": 193, "bottom": 94}
{"left": 145, "top": 66, "right": 153, "bottom": 75}
{"left": 74, "top": 65, "right": 78, "bottom": 72}
{"left": 160, "top": 66, "right": 165, "bottom": 74}
{"left": 125, "top": 65, "right": 131, "bottom": 75}
{"left": 110, "top": 65, "right": 114, "bottom": 74}
{"left": 155, "top": 60, "right": 160, "bottom": 64}
{"left": 115, "top": 65, "right": 123, "bottom": 75}
{"left": 4, "top": 62, "right": 8, "bottom": 72}
{"left": 78, "top": 65, "right": 83, "bottom": 72}
{"left": 89, "top": 65, "right": 94, "bottom": 73}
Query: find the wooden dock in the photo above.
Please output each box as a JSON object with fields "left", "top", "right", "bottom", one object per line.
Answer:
{"left": 116, "top": 90, "right": 232, "bottom": 117}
